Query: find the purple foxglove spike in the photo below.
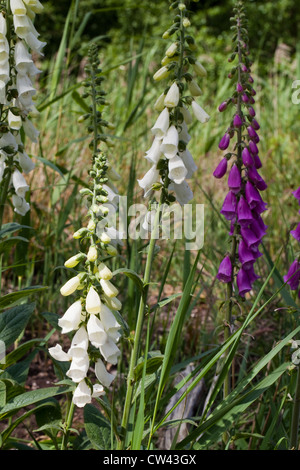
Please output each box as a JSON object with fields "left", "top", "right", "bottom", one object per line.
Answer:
{"left": 220, "top": 191, "right": 237, "bottom": 221}
{"left": 252, "top": 199, "right": 268, "bottom": 214}
{"left": 233, "top": 114, "right": 243, "bottom": 128}
{"left": 216, "top": 255, "right": 232, "bottom": 283}
{"left": 291, "top": 223, "right": 300, "bottom": 242}
{"left": 292, "top": 187, "right": 300, "bottom": 202}
{"left": 228, "top": 164, "right": 242, "bottom": 194}
{"left": 253, "top": 213, "right": 268, "bottom": 231}
{"left": 219, "top": 133, "right": 230, "bottom": 151}
{"left": 237, "top": 82, "right": 244, "bottom": 93}
{"left": 213, "top": 157, "right": 228, "bottom": 179}
{"left": 245, "top": 181, "right": 262, "bottom": 209}
{"left": 247, "top": 126, "right": 260, "bottom": 143}
{"left": 218, "top": 101, "right": 228, "bottom": 112}
{"left": 229, "top": 221, "right": 235, "bottom": 235}
{"left": 284, "top": 260, "right": 300, "bottom": 290}
{"left": 242, "top": 147, "right": 254, "bottom": 167}
{"left": 242, "top": 93, "right": 249, "bottom": 103}
{"left": 253, "top": 154, "right": 262, "bottom": 169}
{"left": 249, "top": 141, "right": 258, "bottom": 155}
{"left": 247, "top": 265, "right": 260, "bottom": 284}
{"left": 250, "top": 218, "right": 267, "bottom": 239}
{"left": 237, "top": 267, "right": 252, "bottom": 297}
{"left": 237, "top": 196, "right": 253, "bottom": 227}
{"left": 252, "top": 247, "right": 263, "bottom": 259}
{"left": 251, "top": 119, "right": 260, "bottom": 130}
{"left": 248, "top": 107, "right": 256, "bottom": 117}
{"left": 240, "top": 226, "right": 261, "bottom": 249}
{"left": 238, "top": 239, "right": 255, "bottom": 270}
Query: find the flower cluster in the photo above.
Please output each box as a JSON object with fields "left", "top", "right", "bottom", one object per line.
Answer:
{"left": 49, "top": 45, "right": 125, "bottom": 408}
{"left": 0, "top": 0, "right": 45, "bottom": 216}
{"left": 284, "top": 187, "right": 300, "bottom": 296}
{"left": 214, "top": 1, "right": 268, "bottom": 298}
{"left": 138, "top": 0, "right": 209, "bottom": 208}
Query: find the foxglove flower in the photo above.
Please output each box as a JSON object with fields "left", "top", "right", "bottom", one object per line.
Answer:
{"left": 215, "top": 2, "right": 267, "bottom": 299}
{"left": 284, "top": 186, "right": 300, "bottom": 297}
{"left": 48, "top": 47, "right": 125, "bottom": 407}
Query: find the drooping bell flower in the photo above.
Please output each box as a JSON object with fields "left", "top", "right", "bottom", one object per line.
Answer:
{"left": 242, "top": 147, "right": 254, "bottom": 167}
{"left": 292, "top": 187, "right": 300, "bottom": 204}
{"left": 284, "top": 260, "right": 300, "bottom": 291}
{"left": 240, "top": 226, "right": 261, "bottom": 250}
{"left": 213, "top": 157, "right": 228, "bottom": 179}
{"left": 228, "top": 164, "right": 242, "bottom": 194}
{"left": 219, "top": 132, "right": 230, "bottom": 151}
{"left": 216, "top": 255, "right": 232, "bottom": 283}
{"left": 220, "top": 191, "right": 237, "bottom": 221}
{"left": 291, "top": 223, "right": 300, "bottom": 242}
{"left": 253, "top": 154, "right": 262, "bottom": 169}
{"left": 238, "top": 239, "right": 255, "bottom": 270}
{"left": 218, "top": 101, "right": 227, "bottom": 112}
{"left": 237, "top": 196, "right": 253, "bottom": 227}
{"left": 247, "top": 125, "right": 259, "bottom": 143}
{"left": 249, "top": 140, "right": 258, "bottom": 155}
{"left": 233, "top": 114, "right": 243, "bottom": 128}
{"left": 237, "top": 267, "right": 252, "bottom": 297}
{"left": 247, "top": 166, "right": 267, "bottom": 191}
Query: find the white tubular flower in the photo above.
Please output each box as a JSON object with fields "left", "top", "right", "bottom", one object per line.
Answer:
{"left": 98, "top": 262, "right": 113, "bottom": 281}
{"left": 14, "top": 40, "right": 33, "bottom": 74}
{"left": 0, "top": 37, "right": 9, "bottom": 61}
{"left": 95, "top": 358, "right": 115, "bottom": 388}
{"left": 154, "top": 92, "right": 166, "bottom": 112}
{"left": 168, "top": 155, "right": 188, "bottom": 185}
{"left": 48, "top": 344, "right": 71, "bottom": 362}
{"left": 86, "top": 286, "right": 101, "bottom": 314}
{"left": 18, "top": 151, "right": 35, "bottom": 174}
{"left": 103, "top": 294, "right": 122, "bottom": 312}
{"left": 160, "top": 125, "right": 179, "bottom": 159}
{"left": 13, "top": 14, "right": 30, "bottom": 39}
{"left": 23, "top": 117, "right": 39, "bottom": 142}
{"left": 193, "top": 60, "right": 207, "bottom": 77}
{"left": 73, "top": 380, "right": 92, "bottom": 408}
{"left": 87, "top": 245, "right": 97, "bottom": 262}
{"left": 0, "top": 80, "right": 6, "bottom": 104}
{"left": 188, "top": 79, "right": 202, "bottom": 96}
{"left": 151, "top": 107, "right": 169, "bottom": 138}
{"left": 58, "top": 300, "right": 82, "bottom": 334}
{"left": 100, "top": 304, "right": 121, "bottom": 342}
{"left": 179, "top": 121, "right": 191, "bottom": 144}
{"left": 17, "top": 73, "right": 36, "bottom": 105}
{"left": 165, "top": 42, "right": 178, "bottom": 58}
{"left": 87, "top": 314, "right": 107, "bottom": 348}
{"left": 0, "top": 159, "right": 5, "bottom": 181}
{"left": 12, "top": 168, "right": 29, "bottom": 198}
{"left": 60, "top": 275, "right": 81, "bottom": 296}
{"left": 100, "top": 337, "right": 121, "bottom": 365}
{"left": 180, "top": 149, "right": 197, "bottom": 179}
{"left": 66, "top": 354, "right": 89, "bottom": 383}
{"left": 100, "top": 279, "right": 119, "bottom": 298}
{"left": 153, "top": 65, "right": 170, "bottom": 81}
{"left": 24, "top": 31, "right": 46, "bottom": 55}
{"left": 191, "top": 100, "right": 210, "bottom": 123}
{"left": 145, "top": 136, "right": 162, "bottom": 164}
{"left": 180, "top": 105, "right": 193, "bottom": 125}
{"left": 23, "top": 0, "right": 44, "bottom": 13}
{"left": 8, "top": 110, "right": 22, "bottom": 130}
{"left": 10, "top": 0, "right": 27, "bottom": 15}
{"left": 137, "top": 164, "right": 159, "bottom": 195}
{"left": 0, "top": 14, "right": 7, "bottom": 39}
{"left": 68, "top": 326, "right": 89, "bottom": 359}
{"left": 170, "top": 180, "right": 194, "bottom": 206}
{"left": 0, "top": 58, "right": 9, "bottom": 83}
{"left": 164, "top": 82, "right": 180, "bottom": 108}
{"left": 12, "top": 194, "right": 30, "bottom": 215}
{"left": 92, "top": 383, "right": 105, "bottom": 398}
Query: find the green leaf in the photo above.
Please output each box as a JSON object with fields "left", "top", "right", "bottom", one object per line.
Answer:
{"left": 134, "top": 351, "right": 164, "bottom": 381}
{"left": 84, "top": 404, "right": 112, "bottom": 450}
{"left": 0, "top": 303, "right": 36, "bottom": 347}
{"left": 35, "top": 155, "right": 66, "bottom": 178}
{"left": 112, "top": 268, "right": 144, "bottom": 294}
{"left": 34, "top": 398, "right": 62, "bottom": 439}
{"left": 0, "top": 223, "right": 32, "bottom": 239}
{"left": 0, "top": 287, "right": 48, "bottom": 310}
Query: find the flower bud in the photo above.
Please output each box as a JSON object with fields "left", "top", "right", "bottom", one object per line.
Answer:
{"left": 153, "top": 66, "right": 170, "bottom": 81}
{"left": 60, "top": 275, "right": 81, "bottom": 296}
{"left": 64, "top": 253, "right": 85, "bottom": 268}
{"left": 86, "top": 286, "right": 101, "bottom": 314}
{"left": 87, "top": 244, "right": 98, "bottom": 262}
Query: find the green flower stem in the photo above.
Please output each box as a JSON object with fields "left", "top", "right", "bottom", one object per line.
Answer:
{"left": 0, "top": 164, "right": 12, "bottom": 230}
{"left": 290, "top": 366, "right": 300, "bottom": 449}
{"left": 117, "top": 198, "right": 162, "bottom": 450}
{"left": 61, "top": 398, "right": 75, "bottom": 451}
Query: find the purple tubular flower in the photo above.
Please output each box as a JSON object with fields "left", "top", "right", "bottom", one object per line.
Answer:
{"left": 213, "top": 158, "right": 228, "bottom": 179}
{"left": 219, "top": 133, "right": 230, "bottom": 151}
{"left": 228, "top": 164, "right": 242, "bottom": 194}
{"left": 247, "top": 265, "right": 260, "bottom": 284}
{"left": 237, "top": 268, "right": 252, "bottom": 297}
{"left": 253, "top": 154, "right": 262, "bottom": 169}
{"left": 237, "top": 196, "right": 253, "bottom": 227}
{"left": 292, "top": 187, "right": 300, "bottom": 203}
{"left": 241, "top": 64, "right": 248, "bottom": 72}
{"left": 242, "top": 93, "right": 249, "bottom": 103}
{"left": 218, "top": 101, "right": 228, "bottom": 112}
{"left": 249, "top": 140, "right": 258, "bottom": 155}
{"left": 220, "top": 191, "right": 237, "bottom": 221}
{"left": 245, "top": 181, "right": 261, "bottom": 209}
{"left": 238, "top": 239, "right": 255, "bottom": 270}
{"left": 242, "top": 147, "right": 254, "bottom": 167}
{"left": 216, "top": 255, "right": 232, "bottom": 283}
{"left": 248, "top": 107, "right": 256, "bottom": 117}
{"left": 251, "top": 119, "right": 260, "bottom": 130}
{"left": 240, "top": 226, "right": 261, "bottom": 250}
{"left": 237, "top": 82, "right": 244, "bottom": 93}
{"left": 291, "top": 222, "right": 300, "bottom": 242}
{"left": 233, "top": 114, "right": 243, "bottom": 128}
{"left": 250, "top": 218, "right": 267, "bottom": 239}
{"left": 284, "top": 260, "right": 300, "bottom": 290}
{"left": 247, "top": 166, "right": 267, "bottom": 191}
{"left": 248, "top": 76, "right": 254, "bottom": 84}
{"left": 247, "top": 126, "right": 260, "bottom": 143}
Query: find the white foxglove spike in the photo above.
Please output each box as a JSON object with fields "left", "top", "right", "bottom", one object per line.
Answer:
{"left": 151, "top": 107, "right": 169, "bottom": 138}
{"left": 170, "top": 180, "right": 194, "bottom": 206}
{"left": 191, "top": 101, "right": 210, "bottom": 123}
{"left": 10, "top": 0, "right": 27, "bottom": 15}
{"left": 15, "top": 40, "right": 33, "bottom": 74}
{"left": 73, "top": 380, "right": 92, "bottom": 407}
{"left": 23, "top": 118, "right": 39, "bottom": 142}
{"left": 8, "top": 110, "right": 22, "bottom": 130}
{"left": 60, "top": 275, "right": 81, "bottom": 296}
{"left": 12, "top": 168, "right": 29, "bottom": 198}
{"left": 92, "top": 383, "right": 105, "bottom": 398}
{"left": 180, "top": 149, "right": 197, "bottom": 179}
{"left": 100, "top": 337, "right": 121, "bottom": 365}
{"left": 24, "top": 31, "right": 46, "bottom": 54}
{"left": 145, "top": 136, "right": 162, "bottom": 164}
{"left": 164, "top": 82, "right": 180, "bottom": 108}
{"left": 68, "top": 326, "right": 89, "bottom": 359}
{"left": 48, "top": 344, "right": 71, "bottom": 362}
{"left": 95, "top": 358, "right": 115, "bottom": 388}
{"left": 12, "top": 194, "right": 30, "bottom": 215}
{"left": 13, "top": 14, "right": 30, "bottom": 39}
{"left": 0, "top": 14, "right": 7, "bottom": 39}
{"left": 100, "top": 304, "right": 121, "bottom": 341}
{"left": 66, "top": 355, "right": 89, "bottom": 383}
{"left": 137, "top": 164, "right": 159, "bottom": 194}
{"left": 86, "top": 286, "right": 101, "bottom": 314}
{"left": 87, "top": 314, "right": 107, "bottom": 348}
